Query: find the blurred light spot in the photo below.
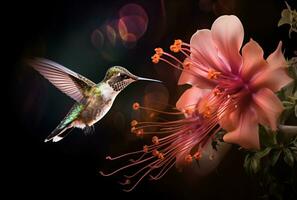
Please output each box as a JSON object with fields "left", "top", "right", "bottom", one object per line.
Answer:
{"left": 106, "top": 25, "right": 117, "bottom": 46}
{"left": 118, "top": 16, "right": 147, "bottom": 41}
{"left": 91, "top": 29, "right": 104, "bottom": 49}
{"left": 118, "top": 3, "right": 148, "bottom": 46}
{"left": 143, "top": 84, "right": 169, "bottom": 120}
{"left": 119, "top": 3, "right": 148, "bottom": 22}
{"left": 91, "top": 3, "right": 148, "bottom": 52}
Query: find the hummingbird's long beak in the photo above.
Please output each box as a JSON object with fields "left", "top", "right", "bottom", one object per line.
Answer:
{"left": 137, "top": 77, "right": 162, "bottom": 83}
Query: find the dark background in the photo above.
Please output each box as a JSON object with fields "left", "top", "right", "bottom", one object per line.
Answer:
{"left": 7, "top": 0, "right": 297, "bottom": 199}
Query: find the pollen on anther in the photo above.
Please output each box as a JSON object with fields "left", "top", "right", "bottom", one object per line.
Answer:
{"left": 152, "top": 136, "right": 159, "bottom": 145}
{"left": 174, "top": 39, "right": 182, "bottom": 46}
{"left": 132, "top": 102, "right": 140, "bottom": 110}
{"left": 183, "top": 61, "right": 192, "bottom": 70}
{"left": 131, "top": 127, "right": 136, "bottom": 133}
{"left": 143, "top": 145, "right": 149, "bottom": 153}
{"left": 207, "top": 69, "right": 221, "bottom": 80}
{"left": 154, "top": 48, "right": 163, "bottom": 56}
{"left": 213, "top": 88, "right": 221, "bottom": 96}
{"left": 152, "top": 149, "right": 160, "bottom": 157}
{"left": 193, "top": 151, "right": 202, "bottom": 160}
{"left": 158, "top": 153, "right": 164, "bottom": 160}
{"left": 131, "top": 120, "right": 138, "bottom": 127}
{"left": 136, "top": 129, "right": 144, "bottom": 137}
{"left": 170, "top": 44, "right": 180, "bottom": 53}
{"left": 185, "top": 154, "right": 193, "bottom": 163}
{"left": 151, "top": 54, "right": 160, "bottom": 64}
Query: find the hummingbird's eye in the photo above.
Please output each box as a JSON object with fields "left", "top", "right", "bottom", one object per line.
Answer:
{"left": 120, "top": 74, "right": 129, "bottom": 80}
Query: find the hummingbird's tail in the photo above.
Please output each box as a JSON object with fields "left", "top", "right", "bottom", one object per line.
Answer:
{"left": 44, "top": 123, "right": 73, "bottom": 142}
{"left": 44, "top": 103, "right": 83, "bottom": 142}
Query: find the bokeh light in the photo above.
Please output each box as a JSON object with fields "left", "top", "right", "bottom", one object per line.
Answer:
{"left": 91, "top": 29, "right": 104, "bottom": 49}
{"left": 91, "top": 3, "right": 148, "bottom": 51}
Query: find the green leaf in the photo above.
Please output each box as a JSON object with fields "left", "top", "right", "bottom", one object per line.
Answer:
{"left": 278, "top": 10, "right": 291, "bottom": 26}
{"left": 282, "top": 100, "right": 294, "bottom": 109}
{"left": 211, "top": 140, "right": 218, "bottom": 151}
{"left": 271, "top": 150, "right": 282, "bottom": 166}
{"left": 255, "top": 147, "right": 272, "bottom": 159}
{"left": 244, "top": 154, "right": 251, "bottom": 172}
{"left": 259, "top": 126, "right": 277, "bottom": 146}
{"left": 251, "top": 157, "right": 261, "bottom": 173}
{"left": 283, "top": 148, "right": 294, "bottom": 167}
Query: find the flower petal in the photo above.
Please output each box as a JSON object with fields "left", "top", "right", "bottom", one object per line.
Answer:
{"left": 219, "top": 107, "right": 240, "bottom": 132}
{"left": 240, "top": 39, "right": 267, "bottom": 81}
{"left": 211, "top": 15, "right": 244, "bottom": 74}
{"left": 176, "top": 86, "right": 211, "bottom": 114}
{"left": 190, "top": 29, "right": 230, "bottom": 73}
{"left": 267, "top": 41, "right": 286, "bottom": 70}
{"left": 250, "top": 41, "right": 293, "bottom": 92}
{"left": 252, "top": 88, "right": 283, "bottom": 130}
{"left": 250, "top": 66, "right": 293, "bottom": 92}
{"left": 178, "top": 60, "right": 216, "bottom": 88}
{"left": 223, "top": 107, "right": 260, "bottom": 149}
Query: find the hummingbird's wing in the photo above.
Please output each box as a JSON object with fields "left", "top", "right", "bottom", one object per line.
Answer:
{"left": 28, "top": 58, "right": 96, "bottom": 104}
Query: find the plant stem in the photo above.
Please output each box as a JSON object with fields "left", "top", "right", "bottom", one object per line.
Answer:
{"left": 278, "top": 125, "right": 297, "bottom": 138}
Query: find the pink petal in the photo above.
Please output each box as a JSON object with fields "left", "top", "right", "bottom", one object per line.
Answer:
{"left": 211, "top": 15, "right": 244, "bottom": 74}
{"left": 252, "top": 88, "right": 283, "bottom": 130}
{"left": 178, "top": 61, "right": 216, "bottom": 89}
{"left": 190, "top": 29, "right": 230, "bottom": 73}
{"left": 176, "top": 86, "right": 210, "bottom": 113}
{"left": 240, "top": 39, "right": 267, "bottom": 81}
{"left": 250, "top": 41, "right": 293, "bottom": 92}
{"left": 267, "top": 41, "right": 286, "bottom": 70}
{"left": 219, "top": 108, "right": 240, "bottom": 132}
{"left": 250, "top": 66, "right": 293, "bottom": 92}
{"left": 223, "top": 107, "right": 260, "bottom": 149}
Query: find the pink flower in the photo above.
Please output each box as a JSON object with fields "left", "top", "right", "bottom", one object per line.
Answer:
{"left": 101, "top": 15, "right": 292, "bottom": 191}
{"left": 169, "top": 15, "right": 293, "bottom": 149}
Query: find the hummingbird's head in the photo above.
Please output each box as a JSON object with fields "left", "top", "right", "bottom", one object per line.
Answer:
{"left": 104, "top": 66, "right": 161, "bottom": 92}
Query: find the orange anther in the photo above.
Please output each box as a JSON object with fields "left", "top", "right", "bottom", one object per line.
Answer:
{"left": 143, "top": 145, "right": 149, "bottom": 153}
{"left": 185, "top": 154, "right": 193, "bottom": 163}
{"left": 174, "top": 39, "right": 182, "bottom": 46}
{"left": 132, "top": 102, "right": 140, "bottom": 110}
{"left": 193, "top": 151, "right": 202, "bottom": 160}
{"left": 131, "top": 127, "right": 136, "bottom": 133}
{"left": 151, "top": 54, "right": 160, "bottom": 64}
{"left": 152, "top": 136, "right": 159, "bottom": 145}
{"left": 203, "top": 106, "right": 211, "bottom": 119}
{"left": 213, "top": 88, "right": 222, "bottom": 96}
{"left": 170, "top": 44, "right": 180, "bottom": 53}
{"left": 131, "top": 120, "right": 138, "bottom": 127}
{"left": 136, "top": 129, "right": 144, "bottom": 137}
{"left": 152, "top": 149, "right": 160, "bottom": 157}
{"left": 154, "top": 48, "right": 164, "bottom": 56}
{"left": 184, "top": 108, "right": 193, "bottom": 116}
{"left": 207, "top": 69, "right": 221, "bottom": 80}
{"left": 158, "top": 153, "right": 164, "bottom": 160}
{"left": 183, "top": 60, "right": 192, "bottom": 70}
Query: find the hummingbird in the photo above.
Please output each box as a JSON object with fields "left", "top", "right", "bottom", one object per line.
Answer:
{"left": 28, "top": 58, "right": 161, "bottom": 142}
